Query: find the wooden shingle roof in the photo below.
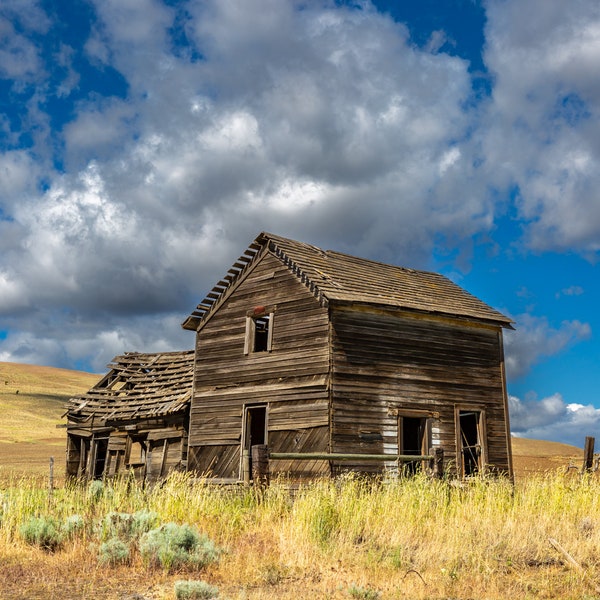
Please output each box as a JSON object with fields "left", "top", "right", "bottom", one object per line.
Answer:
{"left": 66, "top": 350, "right": 194, "bottom": 423}
{"left": 183, "top": 232, "right": 512, "bottom": 331}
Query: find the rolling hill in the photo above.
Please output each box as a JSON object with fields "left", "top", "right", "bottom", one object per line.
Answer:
{"left": 0, "top": 361, "right": 99, "bottom": 478}
{"left": 0, "top": 361, "right": 585, "bottom": 480}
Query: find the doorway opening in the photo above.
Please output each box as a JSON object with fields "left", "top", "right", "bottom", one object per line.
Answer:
{"left": 458, "top": 410, "right": 484, "bottom": 476}
{"left": 91, "top": 437, "right": 109, "bottom": 479}
{"left": 241, "top": 405, "right": 267, "bottom": 480}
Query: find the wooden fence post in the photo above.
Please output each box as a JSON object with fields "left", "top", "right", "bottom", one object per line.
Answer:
{"left": 433, "top": 448, "right": 444, "bottom": 479}
{"left": 251, "top": 444, "right": 270, "bottom": 487}
{"left": 48, "top": 457, "right": 54, "bottom": 509}
{"left": 583, "top": 436, "right": 595, "bottom": 473}
{"left": 242, "top": 449, "right": 251, "bottom": 484}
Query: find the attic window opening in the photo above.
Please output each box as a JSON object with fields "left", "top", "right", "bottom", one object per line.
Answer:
{"left": 254, "top": 315, "right": 270, "bottom": 352}
{"left": 244, "top": 309, "right": 274, "bottom": 354}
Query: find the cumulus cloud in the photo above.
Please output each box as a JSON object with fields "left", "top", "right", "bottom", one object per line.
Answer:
{"left": 0, "top": 312, "right": 191, "bottom": 373}
{"left": 483, "top": 0, "right": 600, "bottom": 254}
{"left": 503, "top": 313, "right": 591, "bottom": 379}
{"left": 510, "top": 393, "right": 600, "bottom": 447}
{"left": 0, "top": 0, "right": 49, "bottom": 82}
{"left": 0, "top": 0, "right": 599, "bottom": 376}
{"left": 0, "top": 0, "right": 497, "bottom": 370}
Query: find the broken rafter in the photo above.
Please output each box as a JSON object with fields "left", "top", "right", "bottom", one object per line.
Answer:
{"left": 66, "top": 350, "right": 194, "bottom": 422}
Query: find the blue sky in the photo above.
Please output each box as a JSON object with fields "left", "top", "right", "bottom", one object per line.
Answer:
{"left": 1, "top": 0, "right": 599, "bottom": 446}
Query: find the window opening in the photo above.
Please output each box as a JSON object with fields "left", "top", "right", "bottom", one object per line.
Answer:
{"left": 399, "top": 416, "right": 429, "bottom": 474}
{"left": 244, "top": 309, "right": 274, "bottom": 354}
{"left": 459, "top": 410, "right": 482, "bottom": 476}
{"left": 66, "top": 435, "right": 89, "bottom": 478}
{"left": 253, "top": 315, "right": 270, "bottom": 352}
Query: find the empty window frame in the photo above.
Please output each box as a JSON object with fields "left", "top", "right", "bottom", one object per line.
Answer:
{"left": 244, "top": 308, "right": 274, "bottom": 354}
{"left": 398, "top": 414, "right": 432, "bottom": 474}
{"left": 456, "top": 408, "right": 487, "bottom": 477}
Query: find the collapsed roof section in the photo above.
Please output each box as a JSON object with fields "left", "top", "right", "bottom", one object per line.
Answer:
{"left": 66, "top": 350, "right": 194, "bottom": 425}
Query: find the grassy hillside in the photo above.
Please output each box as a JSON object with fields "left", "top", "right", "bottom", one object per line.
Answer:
{"left": 0, "top": 361, "right": 586, "bottom": 480}
{"left": 0, "top": 361, "right": 99, "bottom": 478}
{"left": 512, "top": 436, "right": 582, "bottom": 476}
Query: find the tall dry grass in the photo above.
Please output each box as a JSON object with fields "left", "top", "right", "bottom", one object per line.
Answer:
{"left": 2, "top": 471, "right": 600, "bottom": 598}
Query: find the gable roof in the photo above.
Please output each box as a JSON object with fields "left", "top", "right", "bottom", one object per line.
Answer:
{"left": 66, "top": 350, "right": 194, "bottom": 424}
{"left": 182, "top": 232, "right": 512, "bottom": 331}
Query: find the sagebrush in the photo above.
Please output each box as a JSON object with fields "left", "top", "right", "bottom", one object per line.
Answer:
{"left": 3, "top": 471, "right": 600, "bottom": 598}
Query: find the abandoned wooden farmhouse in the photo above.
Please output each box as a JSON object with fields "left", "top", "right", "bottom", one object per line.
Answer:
{"left": 67, "top": 231, "right": 514, "bottom": 482}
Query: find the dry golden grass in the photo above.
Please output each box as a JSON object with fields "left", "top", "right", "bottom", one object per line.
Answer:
{"left": 0, "top": 361, "right": 98, "bottom": 478}
{"left": 1, "top": 361, "right": 598, "bottom": 600}
{"left": 3, "top": 473, "right": 600, "bottom": 599}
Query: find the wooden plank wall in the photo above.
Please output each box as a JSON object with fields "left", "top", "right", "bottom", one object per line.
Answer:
{"left": 66, "top": 434, "right": 87, "bottom": 478}
{"left": 330, "top": 306, "right": 511, "bottom": 475}
{"left": 189, "top": 252, "right": 331, "bottom": 480}
{"left": 67, "top": 420, "right": 188, "bottom": 482}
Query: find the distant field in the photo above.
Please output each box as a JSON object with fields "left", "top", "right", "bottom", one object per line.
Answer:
{"left": 512, "top": 436, "right": 583, "bottom": 476}
{"left": 0, "top": 361, "right": 99, "bottom": 479}
{"left": 0, "top": 361, "right": 586, "bottom": 480}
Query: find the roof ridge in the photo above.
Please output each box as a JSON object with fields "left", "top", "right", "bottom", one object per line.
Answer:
{"left": 182, "top": 231, "right": 512, "bottom": 330}
{"left": 267, "top": 237, "right": 328, "bottom": 307}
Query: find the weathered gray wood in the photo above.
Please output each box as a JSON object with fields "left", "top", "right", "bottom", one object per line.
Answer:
{"left": 189, "top": 251, "right": 330, "bottom": 479}
{"left": 583, "top": 436, "right": 595, "bottom": 473}
{"left": 330, "top": 305, "right": 511, "bottom": 476}
{"left": 251, "top": 444, "right": 269, "bottom": 486}
{"left": 433, "top": 447, "right": 445, "bottom": 479}
{"left": 270, "top": 452, "right": 433, "bottom": 462}
{"left": 185, "top": 232, "right": 511, "bottom": 483}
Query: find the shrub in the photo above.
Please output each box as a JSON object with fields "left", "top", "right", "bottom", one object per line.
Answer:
{"left": 97, "top": 511, "right": 134, "bottom": 541}
{"left": 19, "top": 516, "right": 64, "bottom": 551}
{"left": 87, "top": 480, "right": 105, "bottom": 502}
{"left": 97, "top": 509, "right": 158, "bottom": 542}
{"left": 347, "top": 584, "right": 381, "bottom": 600}
{"left": 63, "top": 514, "right": 85, "bottom": 539}
{"left": 139, "top": 523, "right": 220, "bottom": 572}
{"left": 174, "top": 580, "right": 219, "bottom": 599}
{"left": 131, "top": 509, "right": 160, "bottom": 537}
{"left": 98, "top": 537, "right": 130, "bottom": 565}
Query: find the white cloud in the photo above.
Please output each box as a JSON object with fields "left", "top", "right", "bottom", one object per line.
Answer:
{"left": 510, "top": 393, "right": 600, "bottom": 446}
{"left": 62, "top": 100, "right": 136, "bottom": 168}
{"left": 503, "top": 313, "right": 591, "bottom": 379}
{"left": 0, "top": 313, "right": 192, "bottom": 373}
{"left": 0, "top": 0, "right": 50, "bottom": 34}
{"left": 0, "top": 18, "right": 41, "bottom": 80}
{"left": 0, "top": 271, "right": 26, "bottom": 312}
{"left": 0, "top": 0, "right": 50, "bottom": 84}
{"left": 483, "top": 0, "right": 600, "bottom": 254}
{"left": 0, "top": 150, "right": 40, "bottom": 207}
{"left": 1, "top": 0, "right": 599, "bottom": 373}
{"left": 556, "top": 285, "right": 584, "bottom": 299}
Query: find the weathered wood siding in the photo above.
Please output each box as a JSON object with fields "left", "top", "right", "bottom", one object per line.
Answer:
{"left": 330, "top": 305, "right": 511, "bottom": 475}
{"left": 189, "top": 251, "right": 330, "bottom": 479}
{"left": 146, "top": 431, "right": 186, "bottom": 483}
